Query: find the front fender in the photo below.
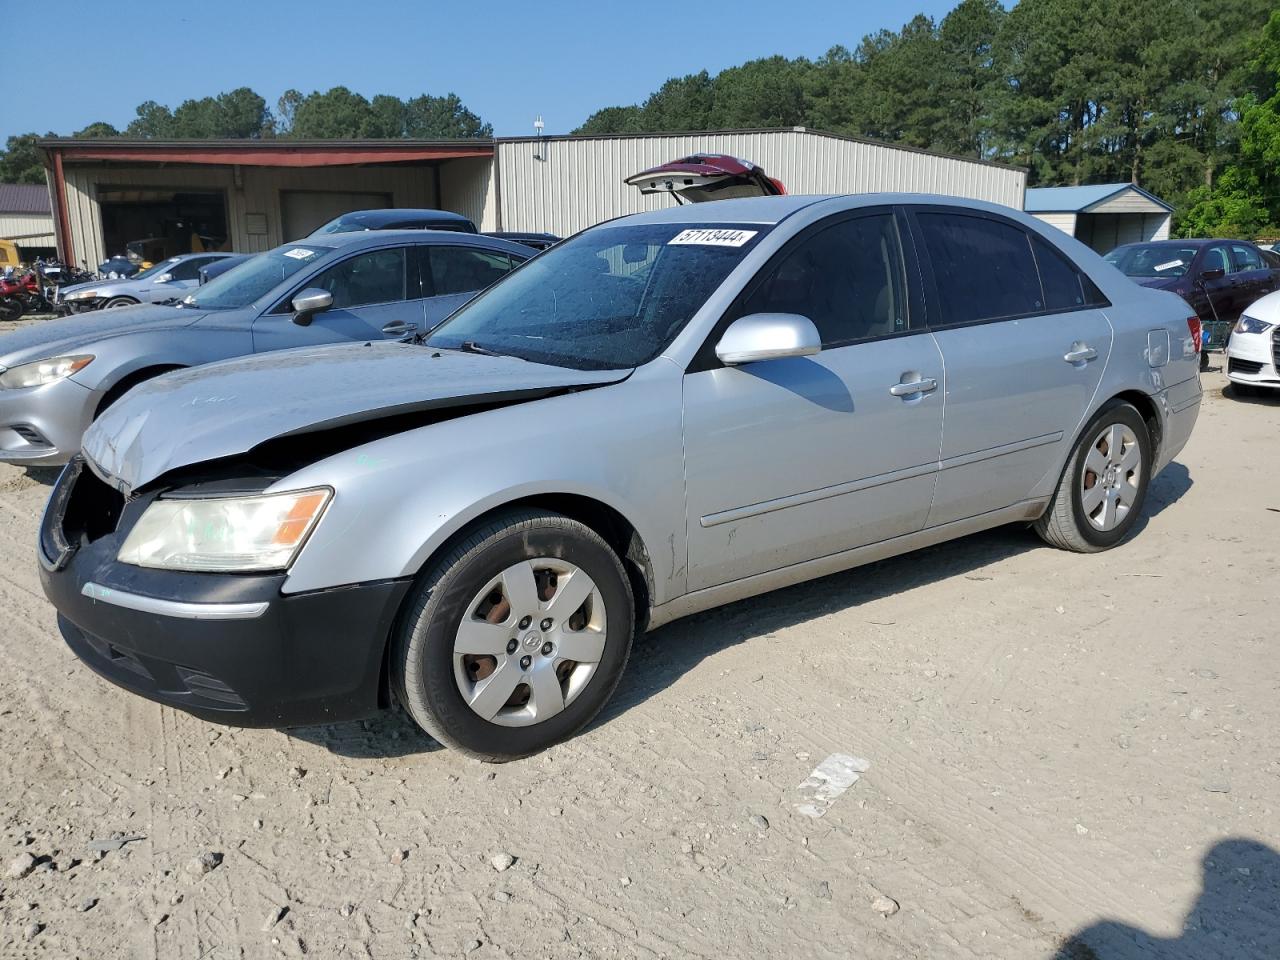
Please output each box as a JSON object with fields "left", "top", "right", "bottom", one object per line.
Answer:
{"left": 69, "top": 329, "right": 255, "bottom": 393}
{"left": 278, "top": 364, "right": 688, "bottom": 604}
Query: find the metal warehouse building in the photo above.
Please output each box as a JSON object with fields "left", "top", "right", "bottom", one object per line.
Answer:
{"left": 0, "top": 183, "right": 57, "bottom": 264}
{"left": 39, "top": 128, "right": 1025, "bottom": 268}
{"left": 1025, "top": 183, "right": 1173, "bottom": 254}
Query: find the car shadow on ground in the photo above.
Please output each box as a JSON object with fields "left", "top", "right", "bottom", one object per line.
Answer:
{"left": 22, "top": 466, "right": 60, "bottom": 486}
{"left": 1050, "top": 838, "right": 1280, "bottom": 960}
{"left": 604, "top": 460, "right": 1192, "bottom": 725}
{"left": 1220, "top": 382, "right": 1280, "bottom": 406}
{"left": 288, "top": 460, "right": 1193, "bottom": 760}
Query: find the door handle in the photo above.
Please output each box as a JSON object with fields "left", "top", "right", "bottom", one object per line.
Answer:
{"left": 1063, "top": 344, "right": 1097, "bottom": 363}
{"left": 889, "top": 377, "right": 937, "bottom": 397}
{"left": 381, "top": 320, "right": 418, "bottom": 337}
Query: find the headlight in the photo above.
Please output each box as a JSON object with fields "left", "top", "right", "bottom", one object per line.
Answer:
{"left": 0, "top": 354, "right": 94, "bottom": 389}
{"left": 117, "top": 488, "right": 332, "bottom": 572}
{"left": 1235, "top": 315, "right": 1273, "bottom": 335}
{"left": 63, "top": 289, "right": 101, "bottom": 301}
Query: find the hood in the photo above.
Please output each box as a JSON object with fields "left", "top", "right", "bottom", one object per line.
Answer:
{"left": 83, "top": 341, "right": 630, "bottom": 492}
{"left": 59, "top": 278, "right": 130, "bottom": 298}
{"left": 625, "top": 154, "right": 786, "bottom": 203}
{"left": 0, "top": 304, "right": 203, "bottom": 366}
{"left": 1133, "top": 276, "right": 1184, "bottom": 292}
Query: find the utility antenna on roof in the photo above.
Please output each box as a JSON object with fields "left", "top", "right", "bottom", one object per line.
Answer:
{"left": 533, "top": 115, "right": 546, "bottom": 162}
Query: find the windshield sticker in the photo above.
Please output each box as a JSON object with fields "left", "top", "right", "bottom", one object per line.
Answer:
{"left": 668, "top": 228, "right": 759, "bottom": 247}
{"left": 284, "top": 248, "right": 317, "bottom": 260}
{"left": 1154, "top": 259, "right": 1184, "bottom": 272}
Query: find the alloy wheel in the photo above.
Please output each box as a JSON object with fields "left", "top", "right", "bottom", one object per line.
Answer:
{"left": 453, "top": 558, "right": 607, "bottom": 727}
{"left": 1080, "top": 422, "right": 1142, "bottom": 532}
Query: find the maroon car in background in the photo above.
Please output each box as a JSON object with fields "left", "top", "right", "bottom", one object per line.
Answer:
{"left": 1104, "top": 238, "right": 1280, "bottom": 366}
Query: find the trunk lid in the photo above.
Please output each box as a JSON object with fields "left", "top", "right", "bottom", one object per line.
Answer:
{"left": 625, "top": 154, "right": 786, "bottom": 203}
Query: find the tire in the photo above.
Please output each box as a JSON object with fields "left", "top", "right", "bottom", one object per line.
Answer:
{"left": 392, "top": 509, "right": 635, "bottom": 761}
{"left": 0, "top": 299, "right": 23, "bottom": 321}
{"left": 102, "top": 296, "right": 138, "bottom": 309}
{"left": 1199, "top": 350, "right": 1210, "bottom": 371}
{"left": 1034, "top": 400, "right": 1153, "bottom": 553}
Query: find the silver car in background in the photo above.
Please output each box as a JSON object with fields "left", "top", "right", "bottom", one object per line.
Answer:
{"left": 0, "top": 230, "right": 530, "bottom": 465}
{"left": 41, "top": 194, "right": 1201, "bottom": 761}
{"left": 57, "top": 253, "right": 240, "bottom": 312}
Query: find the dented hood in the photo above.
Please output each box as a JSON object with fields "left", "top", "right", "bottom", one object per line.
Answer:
{"left": 83, "top": 341, "right": 630, "bottom": 492}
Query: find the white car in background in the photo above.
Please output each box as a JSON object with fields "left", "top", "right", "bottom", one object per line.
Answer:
{"left": 1225, "top": 289, "right": 1280, "bottom": 394}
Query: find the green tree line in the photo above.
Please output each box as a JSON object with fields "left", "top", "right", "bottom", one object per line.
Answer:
{"left": 576, "top": 0, "right": 1280, "bottom": 236}
{"left": 4, "top": 0, "right": 1279, "bottom": 236}
{"left": 0, "top": 85, "right": 492, "bottom": 184}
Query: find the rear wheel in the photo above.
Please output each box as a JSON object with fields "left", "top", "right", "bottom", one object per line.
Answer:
{"left": 1034, "top": 401, "right": 1152, "bottom": 552}
{"left": 0, "top": 298, "right": 24, "bottom": 321}
{"left": 102, "top": 296, "right": 138, "bottom": 309}
{"left": 392, "top": 509, "right": 635, "bottom": 761}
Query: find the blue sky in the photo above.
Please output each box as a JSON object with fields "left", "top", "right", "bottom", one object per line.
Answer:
{"left": 9, "top": 0, "right": 962, "bottom": 143}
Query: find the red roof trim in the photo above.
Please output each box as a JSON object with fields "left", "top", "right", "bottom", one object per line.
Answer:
{"left": 50, "top": 143, "right": 493, "bottom": 167}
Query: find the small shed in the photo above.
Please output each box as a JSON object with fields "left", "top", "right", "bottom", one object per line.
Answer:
{"left": 1024, "top": 183, "right": 1172, "bottom": 254}
{"left": 0, "top": 183, "right": 56, "bottom": 261}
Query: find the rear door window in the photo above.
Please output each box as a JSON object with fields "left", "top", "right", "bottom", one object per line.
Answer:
{"left": 1030, "top": 236, "right": 1107, "bottom": 311}
{"left": 1232, "top": 243, "right": 1264, "bottom": 272}
{"left": 426, "top": 247, "right": 518, "bottom": 297}
{"left": 915, "top": 212, "right": 1043, "bottom": 326}
{"left": 740, "top": 213, "right": 908, "bottom": 345}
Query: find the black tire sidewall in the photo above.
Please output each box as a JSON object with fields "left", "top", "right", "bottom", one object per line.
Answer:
{"left": 1067, "top": 403, "right": 1152, "bottom": 549}
{"left": 401, "top": 520, "right": 633, "bottom": 757}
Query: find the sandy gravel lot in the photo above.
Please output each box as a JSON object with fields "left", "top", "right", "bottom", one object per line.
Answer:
{"left": 0, "top": 363, "right": 1276, "bottom": 959}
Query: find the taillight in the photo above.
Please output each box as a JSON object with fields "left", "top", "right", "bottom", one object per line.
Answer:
{"left": 1186, "top": 315, "right": 1202, "bottom": 353}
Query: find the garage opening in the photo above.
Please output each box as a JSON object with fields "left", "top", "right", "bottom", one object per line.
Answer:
{"left": 281, "top": 190, "right": 393, "bottom": 242}
{"left": 98, "top": 186, "right": 229, "bottom": 265}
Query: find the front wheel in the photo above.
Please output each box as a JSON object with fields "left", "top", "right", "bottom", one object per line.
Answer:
{"left": 102, "top": 296, "right": 139, "bottom": 310}
{"left": 0, "top": 298, "right": 24, "bottom": 321}
{"left": 1034, "top": 401, "right": 1152, "bottom": 552}
{"left": 392, "top": 510, "right": 635, "bottom": 761}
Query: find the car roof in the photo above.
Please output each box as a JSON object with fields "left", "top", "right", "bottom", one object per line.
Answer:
{"left": 332, "top": 208, "right": 473, "bottom": 227}
{"left": 285, "top": 229, "right": 533, "bottom": 257}
{"left": 613, "top": 192, "right": 1058, "bottom": 227}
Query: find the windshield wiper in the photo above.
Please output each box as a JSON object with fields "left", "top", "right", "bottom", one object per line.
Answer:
{"left": 458, "top": 340, "right": 504, "bottom": 357}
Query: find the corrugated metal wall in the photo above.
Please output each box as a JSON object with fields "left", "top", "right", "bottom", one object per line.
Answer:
{"left": 60, "top": 164, "right": 436, "bottom": 267}
{"left": 439, "top": 156, "right": 495, "bottom": 231}
{"left": 0, "top": 213, "right": 55, "bottom": 247}
{"left": 495, "top": 129, "right": 1026, "bottom": 236}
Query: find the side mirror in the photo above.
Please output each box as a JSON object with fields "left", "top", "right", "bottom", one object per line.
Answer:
{"left": 1200, "top": 268, "right": 1225, "bottom": 281}
{"left": 290, "top": 287, "right": 333, "bottom": 326}
{"left": 153, "top": 272, "right": 173, "bottom": 283}
{"left": 715, "top": 313, "right": 821, "bottom": 365}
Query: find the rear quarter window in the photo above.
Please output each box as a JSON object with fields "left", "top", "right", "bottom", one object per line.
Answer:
{"left": 917, "top": 212, "right": 1043, "bottom": 326}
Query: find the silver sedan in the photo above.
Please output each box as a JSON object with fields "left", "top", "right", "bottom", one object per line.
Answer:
{"left": 0, "top": 230, "right": 529, "bottom": 465}
{"left": 41, "top": 193, "right": 1201, "bottom": 759}
{"left": 57, "top": 253, "right": 239, "bottom": 311}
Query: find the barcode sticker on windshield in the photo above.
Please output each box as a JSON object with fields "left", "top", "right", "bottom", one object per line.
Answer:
{"left": 284, "top": 248, "right": 316, "bottom": 260}
{"left": 1154, "top": 259, "right": 1183, "bottom": 272}
{"left": 669, "top": 229, "right": 758, "bottom": 247}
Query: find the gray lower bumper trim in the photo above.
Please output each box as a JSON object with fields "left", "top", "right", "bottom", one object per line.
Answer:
{"left": 81, "top": 581, "right": 269, "bottom": 620}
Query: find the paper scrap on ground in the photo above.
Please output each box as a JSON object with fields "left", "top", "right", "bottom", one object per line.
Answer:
{"left": 795, "top": 754, "right": 870, "bottom": 818}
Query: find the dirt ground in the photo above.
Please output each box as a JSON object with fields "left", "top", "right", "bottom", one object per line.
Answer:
{"left": 0, "top": 363, "right": 1277, "bottom": 960}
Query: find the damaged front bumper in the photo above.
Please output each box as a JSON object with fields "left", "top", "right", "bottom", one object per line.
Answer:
{"left": 38, "top": 460, "right": 411, "bottom": 727}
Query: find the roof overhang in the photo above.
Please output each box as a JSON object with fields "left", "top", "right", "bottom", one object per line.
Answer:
{"left": 38, "top": 138, "right": 493, "bottom": 168}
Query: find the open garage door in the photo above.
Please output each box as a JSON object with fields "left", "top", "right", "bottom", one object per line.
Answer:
{"left": 98, "top": 187, "right": 228, "bottom": 265}
{"left": 281, "top": 190, "right": 392, "bottom": 242}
